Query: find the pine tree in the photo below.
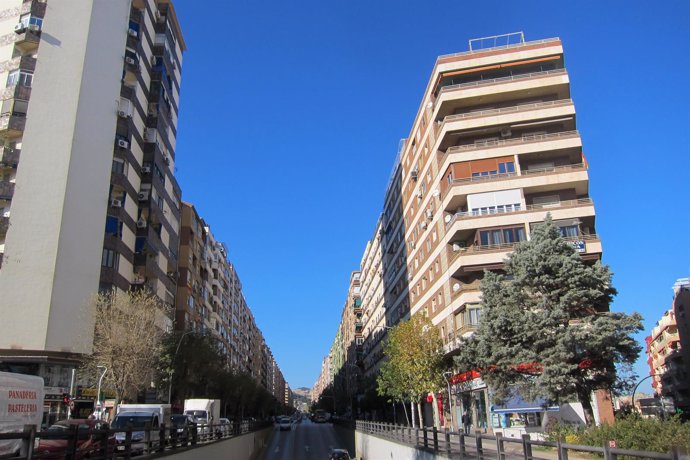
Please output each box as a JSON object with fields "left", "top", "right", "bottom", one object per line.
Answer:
{"left": 453, "top": 215, "right": 643, "bottom": 425}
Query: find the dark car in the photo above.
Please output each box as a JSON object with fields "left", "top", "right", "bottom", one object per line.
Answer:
{"left": 330, "top": 448, "right": 351, "bottom": 460}
{"left": 169, "top": 414, "right": 196, "bottom": 445}
{"left": 35, "top": 419, "right": 113, "bottom": 460}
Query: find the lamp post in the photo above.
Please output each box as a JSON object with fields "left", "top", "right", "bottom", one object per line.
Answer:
{"left": 95, "top": 366, "right": 107, "bottom": 419}
{"left": 168, "top": 331, "right": 192, "bottom": 405}
{"left": 443, "top": 371, "right": 454, "bottom": 430}
{"left": 631, "top": 374, "right": 659, "bottom": 414}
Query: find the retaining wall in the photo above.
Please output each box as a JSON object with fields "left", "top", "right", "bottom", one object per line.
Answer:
{"left": 166, "top": 427, "right": 272, "bottom": 460}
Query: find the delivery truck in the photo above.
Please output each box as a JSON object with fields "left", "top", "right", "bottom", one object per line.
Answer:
{"left": 183, "top": 399, "right": 220, "bottom": 436}
{"left": 112, "top": 403, "right": 170, "bottom": 454}
{"left": 0, "top": 371, "right": 44, "bottom": 456}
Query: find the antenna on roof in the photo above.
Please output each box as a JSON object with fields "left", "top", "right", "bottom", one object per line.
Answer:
{"left": 469, "top": 32, "right": 525, "bottom": 51}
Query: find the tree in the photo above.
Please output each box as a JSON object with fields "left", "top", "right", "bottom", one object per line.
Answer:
{"left": 84, "top": 289, "right": 171, "bottom": 403}
{"left": 377, "top": 315, "right": 446, "bottom": 427}
{"left": 454, "top": 215, "right": 643, "bottom": 426}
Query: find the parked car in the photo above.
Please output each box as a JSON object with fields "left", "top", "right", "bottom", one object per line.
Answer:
{"left": 169, "top": 414, "right": 196, "bottom": 445}
{"left": 35, "top": 419, "right": 112, "bottom": 460}
{"left": 278, "top": 416, "right": 292, "bottom": 431}
{"left": 217, "top": 418, "right": 231, "bottom": 437}
{"left": 329, "top": 448, "right": 351, "bottom": 460}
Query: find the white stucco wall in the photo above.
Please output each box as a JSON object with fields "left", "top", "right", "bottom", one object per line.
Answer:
{"left": 0, "top": 0, "right": 130, "bottom": 353}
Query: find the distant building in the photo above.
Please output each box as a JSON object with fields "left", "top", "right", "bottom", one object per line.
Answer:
{"left": 646, "top": 278, "right": 690, "bottom": 413}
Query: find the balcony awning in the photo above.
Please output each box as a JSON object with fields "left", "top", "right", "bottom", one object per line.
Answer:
{"left": 491, "top": 395, "right": 559, "bottom": 414}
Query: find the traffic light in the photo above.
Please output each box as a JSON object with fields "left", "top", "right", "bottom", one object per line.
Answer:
{"left": 62, "top": 393, "right": 71, "bottom": 404}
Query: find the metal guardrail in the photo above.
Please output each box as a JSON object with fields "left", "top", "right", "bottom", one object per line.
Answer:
{"left": 0, "top": 420, "right": 270, "bottom": 459}
{"left": 437, "top": 38, "right": 561, "bottom": 61}
{"left": 354, "top": 420, "right": 688, "bottom": 460}
{"left": 438, "top": 69, "right": 567, "bottom": 96}
{"left": 445, "top": 130, "right": 580, "bottom": 156}
{"left": 443, "top": 99, "right": 573, "bottom": 124}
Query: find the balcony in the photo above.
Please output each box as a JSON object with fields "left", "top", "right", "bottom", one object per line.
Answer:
{"left": 0, "top": 216, "right": 8, "bottom": 234}
{"left": 0, "top": 181, "right": 15, "bottom": 200}
{"left": 438, "top": 69, "right": 568, "bottom": 98}
{"left": 446, "top": 198, "right": 594, "bottom": 229}
{"left": 446, "top": 130, "right": 580, "bottom": 157}
{"left": 435, "top": 99, "right": 575, "bottom": 148}
{"left": 0, "top": 146, "right": 19, "bottom": 168}
{"left": 14, "top": 27, "right": 41, "bottom": 54}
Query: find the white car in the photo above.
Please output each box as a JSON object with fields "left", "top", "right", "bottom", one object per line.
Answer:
{"left": 278, "top": 416, "right": 292, "bottom": 431}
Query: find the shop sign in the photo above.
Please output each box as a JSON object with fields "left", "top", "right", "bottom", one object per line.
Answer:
{"left": 454, "top": 377, "right": 486, "bottom": 393}
{"left": 44, "top": 386, "right": 68, "bottom": 396}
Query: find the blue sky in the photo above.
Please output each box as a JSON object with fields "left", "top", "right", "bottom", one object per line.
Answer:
{"left": 171, "top": 1, "right": 690, "bottom": 392}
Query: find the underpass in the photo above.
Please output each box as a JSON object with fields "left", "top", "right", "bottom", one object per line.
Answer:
{"left": 258, "top": 419, "right": 354, "bottom": 460}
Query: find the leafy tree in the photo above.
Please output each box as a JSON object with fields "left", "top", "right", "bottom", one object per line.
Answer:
{"left": 454, "top": 215, "right": 643, "bottom": 426}
{"left": 84, "top": 289, "right": 170, "bottom": 403}
{"left": 377, "top": 315, "right": 446, "bottom": 427}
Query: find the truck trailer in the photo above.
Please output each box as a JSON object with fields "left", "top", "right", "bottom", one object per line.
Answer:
{"left": 0, "top": 371, "right": 44, "bottom": 456}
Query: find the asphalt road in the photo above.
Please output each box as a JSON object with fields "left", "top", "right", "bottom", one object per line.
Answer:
{"left": 258, "top": 419, "right": 353, "bottom": 460}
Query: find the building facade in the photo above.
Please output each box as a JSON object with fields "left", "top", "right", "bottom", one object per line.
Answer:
{"left": 320, "top": 33, "right": 612, "bottom": 428}
{"left": 646, "top": 278, "right": 690, "bottom": 413}
{"left": 0, "top": 0, "right": 185, "bottom": 419}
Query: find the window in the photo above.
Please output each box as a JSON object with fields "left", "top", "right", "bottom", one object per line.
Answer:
{"left": 467, "top": 306, "right": 482, "bottom": 325}
{"left": 18, "top": 14, "right": 42, "bottom": 29}
{"left": 498, "top": 162, "right": 515, "bottom": 174}
{"left": 6, "top": 70, "right": 33, "bottom": 88}
{"left": 105, "top": 216, "right": 121, "bottom": 237}
{"left": 479, "top": 226, "right": 526, "bottom": 246}
{"left": 112, "top": 159, "right": 125, "bottom": 174}
{"left": 101, "top": 248, "right": 119, "bottom": 269}
{"left": 559, "top": 225, "right": 579, "bottom": 238}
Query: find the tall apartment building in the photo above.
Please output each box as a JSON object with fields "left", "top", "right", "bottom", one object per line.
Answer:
{"left": 0, "top": 0, "right": 185, "bottom": 415}
{"left": 322, "top": 33, "right": 611, "bottom": 428}
{"left": 646, "top": 278, "right": 690, "bottom": 413}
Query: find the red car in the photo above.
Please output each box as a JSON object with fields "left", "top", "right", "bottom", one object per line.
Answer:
{"left": 35, "top": 419, "right": 114, "bottom": 460}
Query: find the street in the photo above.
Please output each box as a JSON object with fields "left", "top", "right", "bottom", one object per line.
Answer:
{"left": 258, "top": 419, "right": 353, "bottom": 460}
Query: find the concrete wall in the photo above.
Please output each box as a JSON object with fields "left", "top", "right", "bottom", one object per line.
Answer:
{"left": 166, "top": 428, "right": 271, "bottom": 460}
{"left": 355, "top": 430, "right": 452, "bottom": 460}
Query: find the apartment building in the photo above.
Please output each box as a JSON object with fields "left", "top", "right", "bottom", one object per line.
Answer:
{"left": 0, "top": 0, "right": 185, "bottom": 417}
{"left": 646, "top": 278, "right": 690, "bottom": 413}
{"left": 321, "top": 33, "right": 612, "bottom": 427}
{"left": 175, "top": 202, "right": 289, "bottom": 399}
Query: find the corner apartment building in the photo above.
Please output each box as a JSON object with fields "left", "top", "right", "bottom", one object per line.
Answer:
{"left": 646, "top": 278, "right": 690, "bottom": 413}
{"left": 0, "top": 0, "right": 185, "bottom": 417}
{"left": 322, "top": 33, "right": 611, "bottom": 428}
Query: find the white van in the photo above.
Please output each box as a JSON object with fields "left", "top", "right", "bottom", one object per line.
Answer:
{"left": 0, "top": 371, "right": 45, "bottom": 456}
{"left": 112, "top": 404, "right": 170, "bottom": 454}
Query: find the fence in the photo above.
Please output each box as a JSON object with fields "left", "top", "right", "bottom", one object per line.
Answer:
{"left": 354, "top": 421, "right": 689, "bottom": 460}
{"left": 0, "top": 419, "right": 269, "bottom": 459}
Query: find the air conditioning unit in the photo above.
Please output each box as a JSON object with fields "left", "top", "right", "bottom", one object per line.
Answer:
{"left": 145, "top": 128, "right": 158, "bottom": 144}
{"left": 155, "top": 10, "right": 162, "bottom": 22}
{"left": 125, "top": 56, "right": 137, "bottom": 66}
{"left": 116, "top": 139, "right": 129, "bottom": 149}
{"left": 136, "top": 219, "right": 147, "bottom": 228}
{"left": 163, "top": 155, "right": 170, "bottom": 165}
{"left": 27, "top": 24, "right": 41, "bottom": 32}
{"left": 421, "top": 222, "right": 427, "bottom": 229}
{"left": 141, "top": 165, "right": 152, "bottom": 174}
{"left": 138, "top": 191, "right": 150, "bottom": 201}
{"left": 110, "top": 199, "right": 122, "bottom": 208}
{"left": 425, "top": 209, "right": 433, "bottom": 220}
{"left": 410, "top": 169, "right": 419, "bottom": 180}
{"left": 14, "top": 23, "right": 27, "bottom": 34}
{"left": 416, "top": 190, "right": 423, "bottom": 199}
{"left": 500, "top": 127, "right": 512, "bottom": 138}
{"left": 452, "top": 242, "right": 466, "bottom": 252}
{"left": 127, "top": 28, "right": 138, "bottom": 38}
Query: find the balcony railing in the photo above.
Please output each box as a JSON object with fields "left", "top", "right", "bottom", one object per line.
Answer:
{"left": 446, "top": 130, "right": 579, "bottom": 156}
{"left": 446, "top": 197, "right": 593, "bottom": 227}
{"left": 438, "top": 68, "right": 567, "bottom": 96}
{"left": 442, "top": 98, "right": 573, "bottom": 125}
{"left": 437, "top": 37, "right": 561, "bottom": 61}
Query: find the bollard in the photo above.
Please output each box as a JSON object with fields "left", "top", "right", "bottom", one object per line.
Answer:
{"left": 476, "top": 430, "right": 484, "bottom": 460}
{"left": 432, "top": 426, "right": 439, "bottom": 452}
{"left": 522, "top": 434, "right": 533, "bottom": 460}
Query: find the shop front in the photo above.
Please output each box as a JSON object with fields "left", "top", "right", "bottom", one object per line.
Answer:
{"left": 451, "top": 371, "right": 490, "bottom": 434}
{"left": 490, "top": 394, "right": 559, "bottom": 439}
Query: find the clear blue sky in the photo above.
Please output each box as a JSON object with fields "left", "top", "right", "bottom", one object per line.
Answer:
{"left": 171, "top": 0, "right": 690, "bottom": 392}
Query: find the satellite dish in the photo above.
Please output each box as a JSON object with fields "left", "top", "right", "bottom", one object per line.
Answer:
{"left": 452, "top": 283, "right": 460, "bottom": 292}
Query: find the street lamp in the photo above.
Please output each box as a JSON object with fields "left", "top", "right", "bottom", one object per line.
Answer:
{"left": 443, "top": 371, "right": 454, "bottom": 429}
{"left": 168, "top": 330, "right": 192, "bottom": 405}
{"left": 95, "top": 366, "right": 107, "bottom": 419}
{"left": 631, "top": 374, "right": 659, "bottom": 414}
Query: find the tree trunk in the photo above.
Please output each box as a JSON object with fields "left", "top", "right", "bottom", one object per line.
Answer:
{"left": 411, "top": 401, "right": 417, "bottom": 428}
{"left": 431, "top": 394, "right": 441, "bottom": 428}
{"left": 577, "top": 388, "right": 595, "bottom": 426}
{"left": 417, "top": 401, "right": 424, "bottom": 427}
{"left": 402, "top": 401, "right": 410, "bottom": 426}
